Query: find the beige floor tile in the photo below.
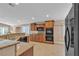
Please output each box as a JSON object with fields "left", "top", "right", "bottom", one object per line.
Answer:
{"left": 29, "top": 41, "right": 65, "bottom": 56}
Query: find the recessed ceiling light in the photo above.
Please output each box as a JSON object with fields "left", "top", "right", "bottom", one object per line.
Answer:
{"left": 15, "top": 3, "right": 20, "bottom": 5}
{"left": 32, "top": 17, "right": 35, "bottom": 20}
{"left": 46, "top": 14, "right": 49, "bottom": 18}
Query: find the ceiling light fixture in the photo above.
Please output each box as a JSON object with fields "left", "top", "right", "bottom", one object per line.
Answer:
{"left": 32, "top": 17, "right": 35, "bottom": 20}
{"left": 46, "top": 14, "right": 49, "bottom": 18}
{"left": 15, "top": 3, "right": 19, "bottom": 5}
{"left": 46, "top": 14, "right": 51, "bottom": 19}
{"left": 9, "top": 3, "right": 20, "bottom": 7}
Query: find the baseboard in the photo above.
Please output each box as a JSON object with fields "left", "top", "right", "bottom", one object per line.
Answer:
{"left": 54, "top": 41, "right": 64, "bottom": 45}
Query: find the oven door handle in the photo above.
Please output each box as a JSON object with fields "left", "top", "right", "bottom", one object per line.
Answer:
{"left": 65, "top": 27, "right": 70, "bottom": 51}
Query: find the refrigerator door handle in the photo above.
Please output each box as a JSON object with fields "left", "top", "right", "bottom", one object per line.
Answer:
{"left": 65, "top": 27, "right": 70, "bottom": 51}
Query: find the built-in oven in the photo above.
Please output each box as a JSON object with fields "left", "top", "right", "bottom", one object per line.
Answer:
{"left": 37, "top": 27, "right": 44, "bottom": 31}
{"left": 46, "top": 28, "right": 53, "bottom": 35}
{"left": 46, "top": 36, "right": 53, "bottom": 41}
{"left": 45, "top": 28, "right": 53, "bottom": 41}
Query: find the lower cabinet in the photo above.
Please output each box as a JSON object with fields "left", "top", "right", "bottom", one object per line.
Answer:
{"left": 19, "top": 47, "right": 33, "bottom": 56}
{"left": 30, "top": 34, "right": 45, "bottom": 42}
{"left": 36, "top": 34, "right": 45, "bottom": 42}
{"left": 30, "top": 34, "right": 36, "bottom": 41}
{"left": 30, "top": 34, "right": 54, "bottom": 44}
{"left": 0, "top": 45, "right": 16, "bottom": 56}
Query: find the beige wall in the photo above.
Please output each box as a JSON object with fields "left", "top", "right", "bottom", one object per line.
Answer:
{"left": 54, "top": 20, "right": 65, "bottom": 44}
{"left": 10, "top": 25, "right": 21, "bottom": 33}
{"left": 15, "top": 27, "right": 22, "bottom": 33}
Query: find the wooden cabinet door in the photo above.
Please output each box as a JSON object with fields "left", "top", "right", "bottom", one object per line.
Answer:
{"left": 30, "top": 34, "right": 45, "bottom": 42}
{"left": 36, "top": 24, "right": 45, "bottom": 27}
{"left": 39, "top": 34, "right": 45, "bottom": 42}
{"left": 31, "top": 23, "right": 36, "bottom": 31}
{"left": 30, "top": 34, "right": 36, "bottom": 41}
{"left": 19, "top": 47, "right": 33, "bottom": 56}
{"left": 35, "top": 34, "right": 39, "bottom": 42}
{"left": 45, "top": 21, "right": 54, "bottom": 28}
{"left": 36, "top": 34, "right": 45, "bottom": 42}
{"left": 29, "top": 35, "right": 32, "bottom": 41}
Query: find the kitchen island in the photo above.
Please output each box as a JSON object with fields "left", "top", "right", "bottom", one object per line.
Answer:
{"left": 16, "top": 42, "right": 33, "bottom": 56}
{"left": 0, "top": 40, "right": 34, "bottom": 56}
{"left": 0, "top": 40, "right": 19, "bottom": 56}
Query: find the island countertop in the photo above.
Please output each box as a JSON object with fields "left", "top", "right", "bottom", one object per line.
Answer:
{"left": 0, "top": 40, "right": 34, "bottom": 56}
{"left": 16, "top": 42, "right": 34, "bottom": 56}
{"left": 0, "top": 40, "right": 20, "bottom": 49}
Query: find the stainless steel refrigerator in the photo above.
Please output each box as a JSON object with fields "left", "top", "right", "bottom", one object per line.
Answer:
{"left": 65, "top": 3, "right": 79, "bottom": 56}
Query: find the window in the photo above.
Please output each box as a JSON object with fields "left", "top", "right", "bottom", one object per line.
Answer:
{"left": 0, "top": 26, "right": 10, "bottom": 35}
{"left": 22, "top": 25, "right": 30, "bottom": 35}
{"left": 0, "top": 27, "right": 4, "bottom": 35}
{"left": 4, "top": 27, "right": 10, "bottom": 34}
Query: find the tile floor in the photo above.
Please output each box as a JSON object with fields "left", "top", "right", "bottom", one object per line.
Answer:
{"left": 29, "top": 41, "right": 65, "bottom": 56}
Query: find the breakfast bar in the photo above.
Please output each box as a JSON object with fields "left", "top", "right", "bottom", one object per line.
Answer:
{"left": 0, "top": 40, "right": 19, "bottom": 56}
{"left": 16, "top": 42, "right": 33, "bottom": 56}
{"left": 0, "top": 40, "right": 34, "bottom": 56}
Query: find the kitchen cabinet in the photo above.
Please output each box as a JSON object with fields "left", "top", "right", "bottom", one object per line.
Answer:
{"left": 0, "top": 40, "right": 19, "bottom": 56}
{"left": 29, "top": 35, "right": 32, "bottom": 41}
{"left": 36, "top": 33, "right": 45, "bottom": 42}
{"left": 31, "top": 23, "right": 36, "bottom": 31}
{"left": 30, "top": 20, "right": 54, "bottom": 44}
{"left": 36, "top": 24, "right": 45, "bottom": 27}
{"left": 16, "top": 42, "right": 33, "bottom": 56}
{"left": 19, "top": 46, "right": 33, "bottom": 56}
{"left": 30, "top": 34, "right": 36, "bottom": 41}
{"left": 45, "top": 20, "right": 54, "bottom": 28}
{"left": 30, "top": 33, "right": 45, "bottom": 42}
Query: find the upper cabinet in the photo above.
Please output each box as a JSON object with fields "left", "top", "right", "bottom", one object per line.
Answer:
{"left": 36, "top": 23, "right": 45, "bottom": 27}
{"left": 30, "top": 20, "right": 54, "bottom": 43}
{"left": 45, "top": 20, "right": 54, "bottom": 28}
{"left": 31, "top": 20, "right": 54, "bottom": 31}
{"left": 31, "top": 23, "right": 36, "bottom": 31}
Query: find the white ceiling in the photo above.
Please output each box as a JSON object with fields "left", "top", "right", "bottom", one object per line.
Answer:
{"left": 0, "top": 3, "right": 72, "bottom": 26}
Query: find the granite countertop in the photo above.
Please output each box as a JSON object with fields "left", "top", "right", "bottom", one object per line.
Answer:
{"left": 0, "top": 40, "right": 20, "bottom": 49}
{"left": 0, "top": 40, "right": 34, "bottom": 56}
{"left": 16, "top": 42, "right": 33, "bottom": 56}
